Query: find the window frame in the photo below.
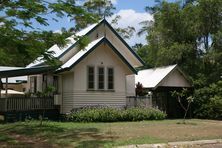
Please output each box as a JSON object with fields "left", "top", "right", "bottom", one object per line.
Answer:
{"left": 107, "top": 67, "right": 114, "bottom": 90}
{"left": 87, "top": 66, "right": 95, "bottom": 90}
{"left": 97, "top": 66, "right": 105, "bottom": 90}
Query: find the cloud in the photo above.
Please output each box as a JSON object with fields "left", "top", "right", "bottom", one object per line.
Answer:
{"left": 108, "top": 9, "right": 153, "bottom": 46}
{"left": 110, "top": 0, "right": 117, "bottom": 4}
{"left": 53, "top": 30, "right": 62, "bottom": 34}
{"left": 0, "top": 22, "right": 4, "bottom": 26}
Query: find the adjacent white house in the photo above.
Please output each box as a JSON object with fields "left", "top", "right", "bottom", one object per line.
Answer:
{"left": 0, "top": 66, "right": 28, "bottom": 94}
{"left": 26, "top": 19, "right": 144, "bottom": 114}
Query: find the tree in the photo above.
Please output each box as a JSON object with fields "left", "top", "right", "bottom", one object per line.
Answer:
{"left": 138, "top": 0, "right": 222, "bottom": 84}
{"left": 138, "top": 0, "right": 222, "bottom": 119}
{"left": 135, "top": 82, "right": 146, "bottom": 96}
{"left": 110, "top": 15, "right": 136, "bottom": 39}
{"left": 84, "top": 0, "right": 115, "bottom": 18}
{"left": 0, "top": 0, "right": 136, "bottom": 66}
{"left": 171, "top": 89, "right": 194, "bottom": 123}
{"left": 0, "top": 0, "right": 97, "bottom": 66}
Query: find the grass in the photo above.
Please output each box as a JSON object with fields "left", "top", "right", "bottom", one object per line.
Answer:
{"left": 0, "top": 119, "right": 222, "bottom": 147}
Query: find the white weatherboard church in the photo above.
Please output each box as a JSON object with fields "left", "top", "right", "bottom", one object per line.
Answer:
{"left": 26, "top": 19, "right": 144, "bottom": 114}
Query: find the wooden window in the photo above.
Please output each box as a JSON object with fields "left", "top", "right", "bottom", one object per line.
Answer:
{"left": 88, "top": 66, "right": 95, "bottom": 89}
{"left": 98, "top": 67, "right": 105, "bottom": 90}
{"left": 53, "top": 76, "right": 59, "bottom": 94}
{"left": 43, "top": 75, "right": 47, "bottom": 90}
{"left": 107, "top": 68, "right": 114, "bottom": 90}
{"left": 30, "top": 76, "right": 37, "bottom": 93}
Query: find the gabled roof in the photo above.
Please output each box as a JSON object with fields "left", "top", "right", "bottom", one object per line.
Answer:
{"left": 57, "top": 37, "right": 137, "bottom": 74}
{"left": 27, "top": 19, "right": 144, "bottom": 69}
{"left": 103, "top": 19, "right": 145, "bottom": 66}
{"left": 135, "top": 64, "right": 191, "bottom": 89}
{"left": 26, "top": 20, "right": 102, "bottom": 68}
{"left": 60, "top": 37, "right": 104, "bottom": 69}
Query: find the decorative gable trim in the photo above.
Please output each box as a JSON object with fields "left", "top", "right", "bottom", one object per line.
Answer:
{"left": 57, "top": 19, "right": 144, "bottom": 67}
{"left": 103, "top": 19, "right": 145, "bottom": 66}
{"left": 57, "top": 20, "right": 104, "bottom": 59}
{"left": 57, "top": 37, "right": 137, "bottom": 74}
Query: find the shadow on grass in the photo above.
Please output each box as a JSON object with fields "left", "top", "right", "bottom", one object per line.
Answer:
{"left": 0, "top": 121, "right": 117, "bottom": 147}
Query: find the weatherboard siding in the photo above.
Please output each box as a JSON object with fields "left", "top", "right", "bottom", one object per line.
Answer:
{"left": 61, "top": 72, "right": 74, "bottom": 113}
{"left": 72, "top": 91, "right": 126, "bottom": 108}
{"left": 126, "top": 75, "right": 136, "bottom": 96}
{"left": 159, "top": 69, "right": 191, "bottom": 88}
{"left": 60, "top": 43, "right": 133, "bottom": 113}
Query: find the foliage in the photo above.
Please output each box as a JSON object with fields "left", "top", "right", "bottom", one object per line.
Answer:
{"left": 84, "top": 0, "right": 115, "bottom": 18}
{"left": 171, "top": 89, "right": 194, "bottom": 123}
{"left": 111, "top": 15, "right": 136, "bottom": 39}
{"left": 0, "top": 0, "right": 98, "bottom": 66}
{"left": 0, "top": 0, "right": 136, "bottom": 67}
{"left": 66, "top": 106, "right": 166, "bottom": 122}
{"left": 121, "top": 107, "right": 166, "bottom": 121}
{"left": 137, "top": 0, "right": 222, "bottom": 85}
{"left": 135, "top": 82, "right": 147, "bottom": 96}
{"left": 137, "top": 0, "right": 222, "bottom": 119}
{"left": 193, "top": 81, "right": 222, "bottom": 119}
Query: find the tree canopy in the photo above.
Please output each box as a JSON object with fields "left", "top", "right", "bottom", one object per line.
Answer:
{"left": 137, "top": 0, "right": 222, "bottom": 119}
{"left": 0, "top": 0, "right": 118, "bottom": 66}
{"left": 137, "top": 0, "right": 222, "bottom": 86}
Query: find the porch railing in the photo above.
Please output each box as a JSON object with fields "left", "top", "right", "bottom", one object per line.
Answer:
{"left": 0, "top": 97, "right": 54, "bottom": 112}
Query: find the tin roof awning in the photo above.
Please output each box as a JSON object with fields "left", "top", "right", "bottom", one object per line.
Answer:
{"left": 0, "top": 66, "right": 57, "bottom": 78}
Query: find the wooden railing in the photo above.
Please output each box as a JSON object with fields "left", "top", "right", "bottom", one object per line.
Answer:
{"left": 0, "top": 97, "right": 54, "bottom": 112}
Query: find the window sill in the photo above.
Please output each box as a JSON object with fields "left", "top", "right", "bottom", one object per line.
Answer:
{"left": 87, "top": 89, "right": 115, "bottom": 92}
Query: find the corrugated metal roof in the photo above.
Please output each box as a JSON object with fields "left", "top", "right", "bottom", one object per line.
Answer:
{"left": 135, "top": 64, "right": 177, "bottom": 89}
{"left": 26, "top": 21, "right": 100, "bottom": 68}
{"left": 0, "top": 66, "right": 27, "bottom": 83}
{"left": 0, "top": 66, "right": 56, "bottom": 78}
{"left": 1, "top": 89, "right": 25, "bottom": 95}
{"left": 60, "top": 37, "right": 104, "bottom": 69}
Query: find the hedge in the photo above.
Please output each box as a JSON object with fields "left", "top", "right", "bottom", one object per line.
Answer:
{"left": 65, "top": 106, "right": 166, "bottom": 122}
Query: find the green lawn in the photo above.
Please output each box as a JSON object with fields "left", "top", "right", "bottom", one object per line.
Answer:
{"left": 0, "top": 119, "right": 222, "bottom": 147}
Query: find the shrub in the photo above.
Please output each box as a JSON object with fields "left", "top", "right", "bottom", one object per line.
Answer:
{"left": 193, "top": 81, "right": 222, "bottom": 119}
{"left": 66, "top": 106, "right": 166, "bottom": 122}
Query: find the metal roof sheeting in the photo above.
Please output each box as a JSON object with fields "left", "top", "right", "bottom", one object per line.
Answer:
{"left": 135, "top": 64, "right": 177, "bottom": 89}
{"left": 0, "top": 66, "right": 56, "bottom": 78}
{"left": 61, "top": 37, "right": 104, "bottom": 69}
{"left": 1, "top": 89, "right": 25, "bottom": 95}
{"left": 0, "top": 66, "right": 27, "bottom": 83}
{"left": 26, "top": 22, "right": 100, "bottom": 68}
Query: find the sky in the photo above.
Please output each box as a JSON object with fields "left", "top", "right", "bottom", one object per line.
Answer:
{"left": 26, "top": 0, "right": 177, "bottom": 46}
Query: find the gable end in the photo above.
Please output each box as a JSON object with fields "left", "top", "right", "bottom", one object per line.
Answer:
{"left": 57, "top": 38, "right": 137, "bottom": 74}
{"left": 104, "top": 19, "right": 145, "bottom": 66}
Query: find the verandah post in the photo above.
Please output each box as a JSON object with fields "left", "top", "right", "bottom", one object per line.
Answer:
{"left": 4, "top": 77, "right": 8, "bottom": 111}
{"left": 0, "top": 78, "right": 2, "bottom": 99}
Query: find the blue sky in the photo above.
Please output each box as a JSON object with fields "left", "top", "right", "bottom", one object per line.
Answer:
{"left": 24, "top": 0, "right": 178, "bottom": 45}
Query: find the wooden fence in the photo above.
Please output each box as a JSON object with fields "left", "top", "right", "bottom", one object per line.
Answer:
{"left": 126, "top": 96, "right": 153, "bottom": 108}
{"left": 0, "top": 97, "right": 54, "bottom": 112}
